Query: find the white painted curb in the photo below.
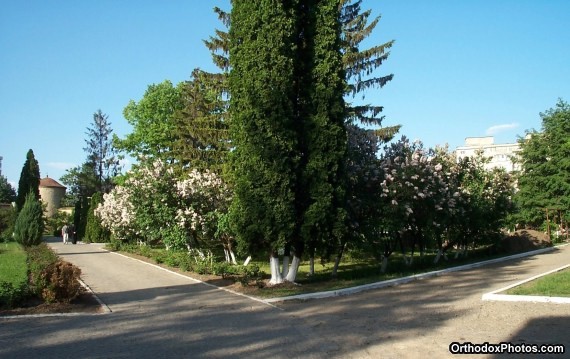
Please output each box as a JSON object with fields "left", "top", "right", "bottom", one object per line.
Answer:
{"left": 265, "top": 245, "right": 564, "bottom": 303}
{"left": 482, "top": 263, "right": 570, "bottom": 304}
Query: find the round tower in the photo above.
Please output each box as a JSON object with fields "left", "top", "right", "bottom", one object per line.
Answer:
{"left": 39, "top": 176, "right": 66, "bottom": 218}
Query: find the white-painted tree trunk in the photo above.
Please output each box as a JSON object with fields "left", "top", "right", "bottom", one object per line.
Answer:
{"left": 229, "top": 250, "right": 237, "bottom": 265}
{"left": 269, "top": 257, "right": 284, "bottom": 285}
{"left": 380, "top": 256, "right": 388, "bottom": 273}
{"left": 224, "top": 248, "right": 230, "bottom": 263}
{"left": 243, "top": 256, "right": 252, "bottom": 266}
{"left": 281, "top": 256, "right": 290, "bottom": 279}
{"left": 309, "top": 257, "right": 315, "bottom": 276}
{"left": 285, "top": 255, "right": 300, "bottom": 282}
{"left": 434, "top": 249, "right": 443, "bottom": 264}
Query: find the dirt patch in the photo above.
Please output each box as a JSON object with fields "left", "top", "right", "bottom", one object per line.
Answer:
{"left": 501, "top": 229, "right": 552, "bottom": 253}
{"left": 0, "top": 292, "right": 103, "bottom": 316}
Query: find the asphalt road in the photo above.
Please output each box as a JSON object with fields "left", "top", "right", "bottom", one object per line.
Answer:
{"left": 1, "top": 238, "right": 569, "bottom": 358}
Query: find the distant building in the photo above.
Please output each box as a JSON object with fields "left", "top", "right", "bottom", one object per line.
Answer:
{"left": 455, "top": 136, "right": 521, "bottom": 172}
{"left": 39, "top": 176, "right": 66, "bottom": 218}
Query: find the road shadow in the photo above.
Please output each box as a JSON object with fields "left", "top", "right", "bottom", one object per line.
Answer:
{"left": 489, "top": 316, "right": 569, "bottom": 359}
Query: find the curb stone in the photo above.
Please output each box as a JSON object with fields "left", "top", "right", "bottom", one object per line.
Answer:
{"left": 264, "top": 245, "right": 567, "bottom": 303}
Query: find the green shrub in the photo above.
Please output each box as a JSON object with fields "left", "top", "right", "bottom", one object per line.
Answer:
{"left": 237, "top": 264, "right": 265, "bottom": 287}
{"left": 13, "top": 192, "right": 44, "bottom": 246}
{"left": 0, "top": 281, "right": 28, "bottom": 308}
{"left": 0, "top": 206, "right": 17, "bottom": 242}
{"left": 213, "top": 261, "right": 240, "bottom": 278}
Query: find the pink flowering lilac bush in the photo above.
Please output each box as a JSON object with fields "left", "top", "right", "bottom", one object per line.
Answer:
{"left": 372, "top": 137, "right": 513, "bottom": 271}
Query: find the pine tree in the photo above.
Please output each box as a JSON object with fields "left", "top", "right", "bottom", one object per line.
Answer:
{"left": 229, "top": 0, "right": 348, "bottom": 283}
{"left": 14, "top": 192, "right": 44, "bottom": 246}
{"left": 16, "top": 149, "right": 41, "bottom": 211}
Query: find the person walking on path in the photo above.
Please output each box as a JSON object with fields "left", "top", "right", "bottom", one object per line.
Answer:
{"left": 61, "top": 223, "right": 69, "bottom": 244}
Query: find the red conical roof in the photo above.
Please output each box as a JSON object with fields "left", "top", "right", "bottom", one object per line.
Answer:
{"left": 39, "top": 176, "right": 66, "bottom": 189}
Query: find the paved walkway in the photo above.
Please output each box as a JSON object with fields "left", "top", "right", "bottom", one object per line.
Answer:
{"left": 1, "top": 238, "right": 569, "bottom": 358}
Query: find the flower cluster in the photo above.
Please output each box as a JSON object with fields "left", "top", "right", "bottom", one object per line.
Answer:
{"left": 95, "top": 159, "right": 231, "bottom": 250}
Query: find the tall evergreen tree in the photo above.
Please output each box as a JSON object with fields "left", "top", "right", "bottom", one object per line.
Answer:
{"left": 341, "top": 0, "right": 399, "bottom": 139}
{"left": 172, "top": 68, "right": 230, "bottom": 173}
{"left": 16, "top": 149, "right": 41, "bottom": 211}
{"left": 84, "top": 192, "right": 110, "bottom": 243}
{"left": 84, "top": 110, "right": 121, "bottom": 193}
{"left": 229, "top": 0, "right": 348, "bottom": 283}
{"left": 14, "top": 192, "right": 44, "bottom": 246}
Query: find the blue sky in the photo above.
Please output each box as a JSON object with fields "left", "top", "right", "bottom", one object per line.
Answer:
{"left": 1, "top": 0, "right": 569, "bottom": 188}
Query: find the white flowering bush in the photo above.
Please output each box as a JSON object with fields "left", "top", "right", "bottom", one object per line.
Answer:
{"left": 95, "top": 185, "right": 135, "bottom": 241}
{"left": 95, "top": 159, "right": 231, "bottom": 251}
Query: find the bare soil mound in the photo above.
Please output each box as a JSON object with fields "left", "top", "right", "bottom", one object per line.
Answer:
{"left": 501, "top": 229, "right": 552, "bottom": 253}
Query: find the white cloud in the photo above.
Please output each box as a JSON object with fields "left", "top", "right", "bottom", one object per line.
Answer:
{"left": 46, "top": 162, "right": 76, "bottom": 171}
{"left": 485, "top": 123, "right": 519, "bottom": 136}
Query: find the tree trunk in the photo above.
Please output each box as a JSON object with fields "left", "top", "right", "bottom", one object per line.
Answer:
{"left": 243, "top": 256, "right": 252, "bottom": 266}
{"left": 269, "top": 256, "right": 283, "bottom": 285}
{"left": 434, "top": 248, "right": 443, "bottom": 264}
{"left": 331, "top": 242, "right": 346, "bottom": 278}
{"left": 229, "top": 249, "right": 237, "bottom": 265}
{"left": 380, "top": 255, "right": 388, "bottom": 273}
{"left": 285, "top": 255, "right": 301, "bottom": 282}
{"left": 309, "top": 256, "right": 315, "bottom": 276}
{"left": 281, "top": 255, "right": 290, "bottom": 279}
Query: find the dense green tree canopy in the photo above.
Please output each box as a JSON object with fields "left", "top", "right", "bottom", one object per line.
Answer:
{"left": 0, "top": 175, "right": 16, "bottom": 204}
{"left": 115, "top": 81, "right": 184, "bottom": 163}
{"left": 515, "top": 99, "right": 570, "bottom": 227}
{"left": 229, "top": 0, "right": 348, "bottom": 283}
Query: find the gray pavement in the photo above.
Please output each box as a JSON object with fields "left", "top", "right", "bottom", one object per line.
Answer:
{"left": 1, "top": 237, "right": 570, "bottom": 358}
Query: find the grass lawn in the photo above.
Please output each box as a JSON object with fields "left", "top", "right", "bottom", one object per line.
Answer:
{"left": 0, "top": 241, "right": 28, "bottom": 287}
{"left": 506, "top": 268, "right": 570, "bottom": 297}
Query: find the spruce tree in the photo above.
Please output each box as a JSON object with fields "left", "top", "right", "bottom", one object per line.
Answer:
{"left": 341, "top": 0, "right": 399, "bottom": 138}
{"left": 172, "top": 68, "right": 230, "bottom": 173}
{"left": 84, "top": 110, "right": 121, "bottom": 193}
{"left": 14, "top": 192, "right": 44, "bottom": 246}
{"left": 16, "top": 149, "right": 41, "bottom": 211}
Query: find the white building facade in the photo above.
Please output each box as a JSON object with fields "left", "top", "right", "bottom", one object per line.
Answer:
{"left": 455, "top": 136, "right": 520, "bottom": 172}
